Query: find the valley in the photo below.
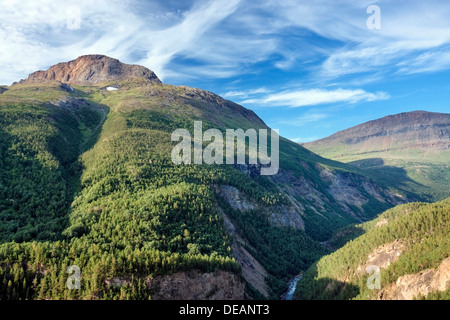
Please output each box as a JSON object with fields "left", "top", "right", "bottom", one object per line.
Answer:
{"left": 0, "top": 55, "right": 448, "bottom": 300}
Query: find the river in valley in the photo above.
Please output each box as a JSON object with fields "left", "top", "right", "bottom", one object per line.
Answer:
{"left": 283, "top": 274, "right": 303, "bottom": 300}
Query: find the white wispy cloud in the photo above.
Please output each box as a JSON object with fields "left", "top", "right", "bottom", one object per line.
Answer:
{"left": 1, "top": 0, "right": 450, "bottom": 85}
{"left": 289, "top": 136, "right": 320, "bottom": 143}
{"left": 138, "top": 0, "right": 241, "bottom": 80}
{"left": 0, "top": 0, "right": 149, "bottom": 83}
{"left": 0, "top": 0, "right": 243, "bottom": 84}
{"left": 315, "top": 1, "right": 450, "bottom": 79}
{"left": 222, "top": 88, "right": 271, "bottom": 98}
{"left": 241, "top": 88, "right": 389, "bottom": 108}
{"left": 279, "top": 113, "right": 330, "bottom": 126}
{"left": 396, "top": 47, "right": 450, "bottom": 75}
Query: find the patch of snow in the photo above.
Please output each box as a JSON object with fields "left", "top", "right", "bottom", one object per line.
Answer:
{"left": 106, "top": 86, "right": 118, "bottom": 91}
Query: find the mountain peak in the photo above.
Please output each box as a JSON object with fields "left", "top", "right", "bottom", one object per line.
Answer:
{"left": 19, "top": 55, "right": 161, "bottom": 85}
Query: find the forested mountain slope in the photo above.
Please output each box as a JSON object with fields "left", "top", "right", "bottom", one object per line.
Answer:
{"left": 0, "top": 55, "right": 409, "bottom": 300}
{"left": 295, "top": 198, "right": 450, "bottom": 300}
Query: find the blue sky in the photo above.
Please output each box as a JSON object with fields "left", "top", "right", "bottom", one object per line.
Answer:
{"left": 1, "top": 0, "right": 450, "bottom": 142}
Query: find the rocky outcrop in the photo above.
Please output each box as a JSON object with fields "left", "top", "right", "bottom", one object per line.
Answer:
{"left": 326, "top": 172, "right": 369, "bottom": 214}
{"left": 331, "top": 240, "right": 406, "bottom": 283}
{"left": 375, "top": 218, "right": 388, "bottom": 228}
{"left": 356, "top": 239, "right": 406, "bottom": 275}
{"left": 378, "top": 257, "right": 450, "bottom": 300}
{"left": 106, "top": 270, "right": 244, "bottom": 300}
{"left": 19, "top": 55, "right": 161, "bottom": 86}
{"left": 215, "top": 185, "right": 255, "bottom": 212}
{"left": 219, "top": 209, "right": 270, "bottom": 298}
{"left": 219, "top": 163, "right": 404, "bottom": 232}
{"left": 271, "top": 166, "right": 405, "bottom": 223}
{"left": 149, "top": 270, "right": 245, "bottom": 300}
{"left": 50, "top": 96, "right": 91, "bottom": 110}
{"left": 324, "top": 168, "right": 406, "bottom": 218}
{"left": 272, "top": 168, "right": 328, "bottom": 213}
{"left": 214, "top": 183, "right": 305, "bottom": 230}
{"left": 268, "top": 204, "right": 305, "bottom": 230}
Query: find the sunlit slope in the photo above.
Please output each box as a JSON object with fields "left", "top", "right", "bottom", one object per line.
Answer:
{"left": 295, "top": 198, "right": 450, "bottom": 300}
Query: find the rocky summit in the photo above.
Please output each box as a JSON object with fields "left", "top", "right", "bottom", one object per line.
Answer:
{"left": 18, "top": 54, "right": 161, "bottom": 86}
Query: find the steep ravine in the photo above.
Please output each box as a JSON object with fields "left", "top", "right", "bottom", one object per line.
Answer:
{"left": 283, "top": 275, "right": 303, "bottom": 300}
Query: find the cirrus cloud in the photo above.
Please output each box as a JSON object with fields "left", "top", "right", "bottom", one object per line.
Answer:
{"left": 240, "top": 88, "right": 390, "bottom": 108}
{"left": 1, "top": 0, "right": 450, "bottom": 88}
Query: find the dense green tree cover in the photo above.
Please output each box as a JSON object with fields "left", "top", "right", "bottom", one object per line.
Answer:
{"left": 0, "top": 240, "right": 238, "bottom": 300}
{"left": 0, "top": 83, "right": 283, "bottom": 299}
{"left": 0, "top": 101, "right": 101, "bottom": 242}
{"left": 0, "top": 85, "right": 245, "bottom": 299}
{"left": 295, "top": 198, "right": 450, "bottom": 300}
{"left": 0, "top": 80, "right": 408, "bottom": 300}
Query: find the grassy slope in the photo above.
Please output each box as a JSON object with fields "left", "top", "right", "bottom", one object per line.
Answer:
{"left": 304, "top": 136, "right": 450, "bottom": 202}
{"left": 295, "top": 198, "right": 450, "bottom": 300}
{"left": 347, "top": 157, "right": 450, "bottom": 201}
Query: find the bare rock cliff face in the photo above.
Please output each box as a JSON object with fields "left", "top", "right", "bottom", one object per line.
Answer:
{"left": 149, "top": 270, "right": 245, "bottom": 300}
{"left": 378, "top": 257, "right": 450, "bottom": 300}
{"left": 19, "top": 55, "right": 161, "bottom": 85}
{"left": 218, "top": 207, "right": 270, "bottom": 298}
{"left": 355, "top": 239, "right": 406, "bottom": 276}
{"left": 270, "top": 166, "right": 405, "bottom": 222}
{"left": 105, "top": 270, "right": 244, "bottom": 300}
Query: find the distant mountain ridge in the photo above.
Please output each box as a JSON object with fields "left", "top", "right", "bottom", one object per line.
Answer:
{"left": 18, "top": 54, "right": 161, "bottom": 86}
{"left": 302, "top": 111, "right": 450, "bottom": 202}
{"left": 303, "top": 111, "right": 450, "bottom": 162}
